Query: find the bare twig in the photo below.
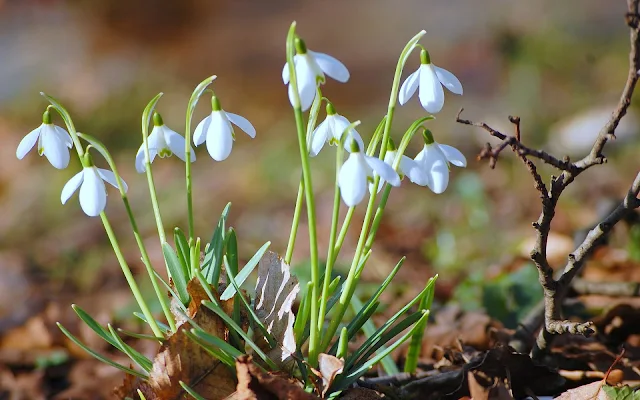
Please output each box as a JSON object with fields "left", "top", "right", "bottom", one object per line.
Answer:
{"left": 457, "top": 0, "right": 640, "bottom": 357}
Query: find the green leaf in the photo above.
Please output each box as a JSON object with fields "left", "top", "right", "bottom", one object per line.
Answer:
{"left": 184, "top": 330, "right": 237, "bottom": 367}
{"left": 202, "top": 203, "right": 231, "bottom": 284}
{"left": 132, "top": 312, "right": 171, "bottom": 334}
{"left": 603, "top": 385, "right": 640, "bottom": 400}
{"left": 294, "top": 281, "right": 313, "bottom": 348}
{"left": 180, "top": 381, "right": 208, "bottom": 400}
{"left": 117, "top": 328, "right": 164, "bottom": 342}
{"left": 334, "top": 311, "right": 429, "bottom": 391}
{"left": 202, "top": 300, "right": 278, "bottom": 370}
{"left": 404, "top": 275, "right": 437, "bottom": 373}
{"left": 350, "top": 297, "right": 397, "bottom": 375}
{"left": 220, "top": 241, "right": 271, "bottom": 301}
{"left": 162, "top": 242, "right": 190, "bottom": 305}
{"left": 107, "top": 324, "right": 153, "bottom": 372}
{"left": 57, "top": 323, "right": 147, "bottom": 379}
{"left": 72, "top": 305, "right": 154, "bottom": 370}
{"left": 174, "top": 227, "right": 191, "bottom": 278}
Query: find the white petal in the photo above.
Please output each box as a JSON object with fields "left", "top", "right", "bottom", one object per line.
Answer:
{"left": 420, "top": 145, "right": 449, "bottom": 193}
{"left": 226, "top": 112, "right": 256, "bottom": 138}
{"left": 97, "top": 168, "right": 127, "bottom": 192}
{"left": 54, "top": 126, "right": 73, "bottom": 148}
{"left": 309, "top": 120, "right": 330, "bottom": 157}
{"left": 369, "top": 176, "right": 385, "bottom": 194}
{"left": 418, "top": 64, "right": 445, "bottom": 114}
{"left": 16, "top": 126, "right": 41, "bottom": 159}
{"left": 193, "top": 115, "right": 212, "bottom": 146}
{"left": 399, "top": 154, "right": 420, "bottom": 176}
{"left": 434, "top": 66, "right": 463, "bottom": 95}
{"left": 438, "top": 143, "right": 467, "bottom": 167}
{"left": 398, "top": 69, "right": 420, "bottom": 105}
{"left": 282, "top": 61, "right": 291, "bottom": 84}
{"left": 206, "top": 112, "right": 233, "bottom": 161}
{"left": 410, "top": 147, "right": 431, "bottom": 186}
{"left": 79, "top": 168, "right": 107, "bottom": 217}
{"left": 338, "top": 154, "right": 368, "bottom": 206}
{"left": 310, "top": 51, "right": 350, "bottom": 83}
{"left": 344, "top": 130, "right": 364, "bottom": 153}
{"left": 149, "top": 126, "right": 167, "bottom": 150}
{"left": 135, "top": 145, "right": 158, "bottom": 173}
{"left": 165, "top": 129, "right": 194, "bottom": 162}
{"left": 60, "top": 170, "right": 84, "bottom": 204}
{"left": 330, "top": 115, "right": 351, "bottom": 141}
{"left": 365, "top": 156, "right": 400, "bottom": 187}
{"left": 41, "top": 126, "right": 70, "bottom": 169}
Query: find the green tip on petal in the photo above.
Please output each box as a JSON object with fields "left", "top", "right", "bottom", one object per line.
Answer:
{"left": 42, "top": 109, "right": 52, "bottom": 125}
{"left": 350, "top": 139, "right": 361, "bottom": 153}
{"left": 422, "top": 129, "right": 435, "bottom": 145}
{"left": 420, "top": 49, "right": 431, "bottom": 65}
{"left": 152, "top": 112, "right": 164, "bottom": 127}
{"left": 326, "top": 102, "right": 336, "bottom": 116}
{"left": 387, "top": 138, "right": 397, "bottom": 151}
{"left": 294, "top": 37, "right": 307, "bottom": 54}
{"left": 211, "top": 96, "right": 222, "bottom": 111}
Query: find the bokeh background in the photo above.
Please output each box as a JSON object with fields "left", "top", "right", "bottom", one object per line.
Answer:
{"left": 1, "top": 0, "right": 640, "bottom": 395}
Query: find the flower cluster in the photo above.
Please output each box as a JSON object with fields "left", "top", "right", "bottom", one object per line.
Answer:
{"left": 286, "top": 38, "right": 466, "bottom": 206}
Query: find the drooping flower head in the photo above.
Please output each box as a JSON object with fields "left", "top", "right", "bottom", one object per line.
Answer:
{"left": 412, "top": 129, "right": 466, "bottom": 194}
{"left": 309, "top": 103, "right": 364, "bottom": 157}
{"left": 193, "top": 96, "right": 256, "bottom": 161}
{"left": 135, "top": 112, "right": 195, "bottom": 173}
{"left": 338, "top": 141, "right": 401, "bottom": 207}
{"left": 16, "top": 108, "right": 73, "bottom": 169}
{"left": 370, "top": 138, "right": 424, "bottom": 193}
{"left": 399, "top": 49, "right": 463, "bottom": 114}
{"left": 282, "top": 37, "right": 350, "bottom": 111}
{"left": 61, "top": 152, "right": 127, "bottom": 217}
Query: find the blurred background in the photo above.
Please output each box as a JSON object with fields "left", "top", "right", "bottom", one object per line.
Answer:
{"left": 1, "top": 0, "right": 640, "bottom": 396}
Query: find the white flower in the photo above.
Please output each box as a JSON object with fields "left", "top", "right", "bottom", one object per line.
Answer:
{"left": 61, "top": 166, "right": 126, "bottom": 217}
{"left": 193, "top": 96, "right": 256, "bottom": 161}
{"left": 282, "top": 39, "right": 349, "bottom": 111}
{"left": 309, "top": 105, "right": 363, "bottom": 156}
{"left": 16, "top": 110, "right": 73, "bottom": 169}
{"left": 338, "top": 147, "right": 401, "bottom": 207}
{"left": 135, "top": 113, "right": 195, "bottom": 173}
{"left": 369, "top": 148, "right": 424, "bottom": 193}
{"left": 399, "top": 49, "right": 462, "bottom": 114}
{"left": 412, "top": 132, "right": 466, "bottom": 194}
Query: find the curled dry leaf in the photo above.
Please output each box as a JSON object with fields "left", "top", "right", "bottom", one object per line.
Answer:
{"left": 132, "top": 279, "right": 239, "bottom": 400}
{"left": 254, "top": 251, "right": 300, "bottom": 368}
{"left": 229, "top": 355, "right": 318, "bottom": 400}
{"left": 317, "top": 353, "right": 344, "bottom": 398}
{"left": 555, "top": 380, "right": 610, "bottom": 400}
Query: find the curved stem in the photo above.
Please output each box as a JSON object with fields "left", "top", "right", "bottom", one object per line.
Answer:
{"left": 285, "top": 177, "right": 304, "bottom": 264}
{"left": 100, "top": 212, "right": 164, "bottom": 338}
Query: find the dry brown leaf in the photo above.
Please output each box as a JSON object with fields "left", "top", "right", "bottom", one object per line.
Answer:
{"left": 228, "top": 355, "right": 317, "bottom": 400}
{"left": 254, "top": 251, "right": 299, "bottom": 368}
{"left": 133, "top": 279, "right": 238, "bottom": 400}
{"left": 556, "top": 380, "right": 609, "bottom": 399}
{"left": 317, "top": 353, "right": 343, "bottom": 398}
{"left": 338, "top": 387, "right": 383, "bottom": 400}
{"left": 467, "top": 370, "right": 513, "bottom": 400}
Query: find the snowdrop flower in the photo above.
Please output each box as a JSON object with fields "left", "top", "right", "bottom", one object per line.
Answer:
{"left": 282, "top": 37, "right": 349, "bottom": 111}
{"left": 16, "top": 109, "right": 73, "bottom": 169}
{"left": 412, "top": 130, "right": 466, "bottom": 194}
{"left": 193, "top": 96, "right": 256, "bottom": 161}
{"left": 369, "top": 139, "right": 424, "bottom": 193}
{"left": 61, "top": 165, "right": 126, "bottom": 217}
{"left": 338, "top": 141, "right": 401, "bottom": 207}
{"left": 135, "top": 112, "right": 195, "bottom": 173}
{"left": 399, "top": 49, "right": 463, "bottom": 114}
{"left": 309, "top": 103, "right": 364, "bottom": 156}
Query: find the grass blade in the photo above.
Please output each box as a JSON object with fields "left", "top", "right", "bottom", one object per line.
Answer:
{"left": 202, "top": 203, "right": 231, "bottom": 284}
{"left": 180, "top": 381, "right": 208, "bottom": 400}
{"left": 107, "top": 324, "right": 152, "bottom": 372}
{"left": 162, "top": 242, "right": 190, "bottom": 305}
{"left": 220, "top": 241, "right": 271, "bottom": 301}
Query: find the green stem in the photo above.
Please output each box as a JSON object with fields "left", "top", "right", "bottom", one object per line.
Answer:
{"left": 318, "top": 144, "right": 343, "bottom": 332}
{"left": 332, "top": 206, "right": 355, "bottom": 262}
{"left": 100, "top": 212, "right": 164, "bottom": 338}
{"left": 286, "top": 22, "right": 320, "bottom": 366}
{"left": 284, "top": 88, "right": 322, "bottom": 265}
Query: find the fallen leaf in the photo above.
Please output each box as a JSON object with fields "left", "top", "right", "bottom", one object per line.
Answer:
{"left": 134, "top": 278, "right": 238, "bottom": 399}
{"left": 229, "top": 355, "right": 317, "bottom": 400}
{"left": 254, "top": 251, "right": 300, "bottom": 368}
{"left": 556, "top": 380, "right": 609, "bottom": 399}
{"left": 317, "top": 353, "right": 344, "bottom": 398}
